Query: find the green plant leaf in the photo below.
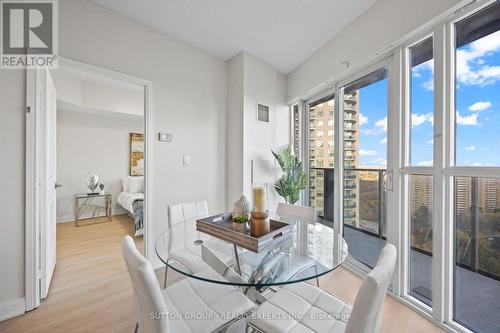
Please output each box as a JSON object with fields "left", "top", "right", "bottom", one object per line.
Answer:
{"left": 272, "top": 145, "right": 307, "bottom": 205}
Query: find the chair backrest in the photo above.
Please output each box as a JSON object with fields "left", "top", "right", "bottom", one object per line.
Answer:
{"left": 121, "top": 236, "right": 168, "bottom": 333}
{"left": 345, "top": 243, "right": 397, "bottom": 333}
{"left": 277, "top": 202, "right": 316, "bottom": 220}
{"left": 167, "top": 201, "right": 209, "bottom": 253}
{"left": 167, "top": 200, "right": 209, "bottom": 227}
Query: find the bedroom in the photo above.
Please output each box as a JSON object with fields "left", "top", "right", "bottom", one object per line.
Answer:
{"left": 49, "top": 64, "right": 145, "bottom": 299}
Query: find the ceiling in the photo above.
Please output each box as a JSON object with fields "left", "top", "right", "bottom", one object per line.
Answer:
{"left": 93, "top": 0, "right": 377, "bottom": 74}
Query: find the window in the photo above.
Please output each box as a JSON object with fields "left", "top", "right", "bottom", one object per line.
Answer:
{"left": 406, "top": 36, "right": 435, "bottom": 308}
{"left": 454, "top": 177, "right": 500, "bottom": 333}
{"left": 409, "top": 37, "right": 434, "bottom": 166}
{"left": 452, "top": 3, "right": 500, "bottom": 332}
{"left": 455, "top": 2, "right": 500, "bottom": 166}
{"left": 409, "top": 175, "right": 433, "bottom": 306}
{"left": 307, "top": 94, "right": 335, "bottom": 218}
{"left": 342, "top": 67, "right": 388, "bottom": 268}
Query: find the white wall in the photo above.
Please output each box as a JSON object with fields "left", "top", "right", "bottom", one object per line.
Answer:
{"left": 287, "top": 0, "right": 463, "bottom": 99}
{"left": 52, "top": 70, "right": 83, "bottom": 105}
{"left": 225, "top": 53, "right": 244, "bottom": 208}
{"left": 81, "top": 82, "right": 143, "bottom": 117}
{"left": 0, "top": 70, "right": 25, "bottom": 311}
{"left": 56, "top": 111, "right": 143, "bottom": 222}
{"left": 0, "top": 0, "right": 227, "bottom": 309}
{"left": 225, "top": 52, "right": 290, "bottom": 212}
{"left": 242, "top": 53, "right": 290, "bottom": 212}
{"left": 52, "top": 71, "right": 144, "bottom": 117}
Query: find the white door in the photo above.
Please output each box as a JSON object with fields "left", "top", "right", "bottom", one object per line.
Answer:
{"left": 39, "top": 68, "right": 57, "bottom": 299}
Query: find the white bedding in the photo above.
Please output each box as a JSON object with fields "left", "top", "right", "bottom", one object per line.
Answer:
{"left": 117, "top": 191, "right": 144, "bottom": 214}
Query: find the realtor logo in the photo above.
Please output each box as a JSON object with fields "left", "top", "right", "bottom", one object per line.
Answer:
{"left": 1, "top": 0, "right": 58, "bottom": 68}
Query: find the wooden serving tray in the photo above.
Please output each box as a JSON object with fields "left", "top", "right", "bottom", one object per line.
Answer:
{"left": 196, "top": 213, "right": 293, "bottom": 253}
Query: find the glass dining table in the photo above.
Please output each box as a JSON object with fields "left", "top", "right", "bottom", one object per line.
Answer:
{"left": 155, "top": 213, "right": 348, "bottom": 297}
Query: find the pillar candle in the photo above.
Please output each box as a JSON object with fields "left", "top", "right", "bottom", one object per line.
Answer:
{"left": 253, "top": 187, "right": 266, "bottom": 212}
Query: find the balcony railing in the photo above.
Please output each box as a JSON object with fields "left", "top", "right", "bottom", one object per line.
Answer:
{"left": 309, "top": 167, "right": 387, "bottom": 239}
{"left": 308, "top": 167, "right": 500, "bottom": 288}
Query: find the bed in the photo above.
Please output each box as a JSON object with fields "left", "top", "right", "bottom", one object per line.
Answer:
{"left": 117, "top": 176, "right": 144, "bottom": 236}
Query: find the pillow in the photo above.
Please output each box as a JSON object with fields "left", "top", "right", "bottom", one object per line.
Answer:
{"left": 121, "top": 177, "right": 128, "bottom": 192}
{"left": 127, "top": 176, "right": 144, "bottom": 193}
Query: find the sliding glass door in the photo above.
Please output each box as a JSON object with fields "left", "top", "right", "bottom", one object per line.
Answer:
{"left": 339, "top": 65, "right": 391, "bottom": 268}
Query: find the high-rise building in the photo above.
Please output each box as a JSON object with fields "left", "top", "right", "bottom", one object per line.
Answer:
{"left": 410, "top": 175, "right": 433, "bottom": 216}
{"left": 478, "top": 177, "right": 498, "bottom": 212}
{"left": 306, "top": 92, "right": 360, "bottom": 223}
{"left": 456, "top": 177, "right": 472, "bottom": 215}
{"left": 293, "top": 105, "right": 300, "bottom": 158}
{"left": 343, "top": 91, "right": 360, "bottom": 227}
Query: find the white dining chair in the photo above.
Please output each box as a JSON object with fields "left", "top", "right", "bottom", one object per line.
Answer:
{"left": 121, "top": 235, "right": 255, "bottom": 333}
{"left": 164, "top": 201, "right": 233, "bottom": 287}
{"left": 276, "top": 202, "right": 316, "bottom": 221}
{"left": 246, "top": 243, "right": 397, "bottom": 333}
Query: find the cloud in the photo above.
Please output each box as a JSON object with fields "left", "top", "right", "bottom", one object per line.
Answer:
{"left": 426, "top": 139, "right": 434, "bottom": 144}
{"left": 417, "top": 160, "right": 433, "bottom": 166}
{"left": 359, "top": 113, "right": 368, "bottom": 126}
{"left": 375, "top": 117, "right": 387, "bottom": 131}
{"left": 465, "top": 145, "right": 476, "bottom": 151}
{"left": 413, "top": 60, "right": 434, "bottom": 90}
{"left": 468, "top": 101, "right": 492, "bottom": 112}
{"left": 456, "top": 30, "right": 500, "bottom": 86}
{"left": 411, "top": 113, "right": 433, "bottom": 127}
{"left": 360, "top": 149, "right": 378, "bottom": 157}
{"left": 422, "top": 79, "right": 434, "bottom": 91}
{"left": 456, "top": 111, "right": 479, "bottom": 126}
{"left": 365, "top": 117, "right": 387, "bottom": 136}
{"left": 380, "top": 137, "right": 387, "bottom": 144}
{"left": 368, "top": 158, "right": 387, "bottom": 166}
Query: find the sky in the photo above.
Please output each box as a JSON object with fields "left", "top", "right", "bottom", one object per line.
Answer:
{"left": 357, "top": 30, "right": 500, "bottom": 168}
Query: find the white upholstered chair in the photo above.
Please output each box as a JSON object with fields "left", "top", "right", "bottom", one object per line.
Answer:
{"left": 246, "top": 243, "right": 397, "bottom": 333}
{"left": 276, "top": 203, "right": 316, "bottom": 221}
{"left": 121, "top": 235, "right": 255, "bottom": 333}
{"left": 164, "top": 201, "right": 233, "bottom": 287}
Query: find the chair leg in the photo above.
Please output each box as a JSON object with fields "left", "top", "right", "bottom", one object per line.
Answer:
{"left": 163, "top": 261, "right": 169, "bottom": 288}
{"left": 134, "top": 322, "right": 139, "bottom": 333}
{"left": 314, "top": 265, "right": 320, "bottom": 287}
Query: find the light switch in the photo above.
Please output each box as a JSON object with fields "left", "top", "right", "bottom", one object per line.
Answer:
{"left": 159, "top": 132, "right": 173, "bottom": 142}
{"left": 183, "top": 155, "right": 190, "bottom": 167}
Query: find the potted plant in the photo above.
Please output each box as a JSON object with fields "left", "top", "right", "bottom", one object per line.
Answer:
{"left": 272, "top": 145, "right": 307, "bottom": 204}
{"left": 232, "top": 215, "right": 249, "bottom": 232}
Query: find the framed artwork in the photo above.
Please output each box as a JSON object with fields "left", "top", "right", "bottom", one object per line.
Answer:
{"left": 130, "top": 133, "right": 144, "bottom": 176}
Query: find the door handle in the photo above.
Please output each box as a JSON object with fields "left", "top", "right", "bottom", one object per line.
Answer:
{"left": 382, "top": 170, "right": 393, "bottom": 192}
{"left": 55, "top": 183, "right": 63, "bottom": 189}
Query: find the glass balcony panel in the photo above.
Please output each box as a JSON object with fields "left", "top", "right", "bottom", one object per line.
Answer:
{"left": 409, "top": 175, "right": 433, "bottom": 306}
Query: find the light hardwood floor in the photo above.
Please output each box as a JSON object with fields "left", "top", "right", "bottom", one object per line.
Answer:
{"left": 0, "top": 215, "right": 444, "bottom": 333}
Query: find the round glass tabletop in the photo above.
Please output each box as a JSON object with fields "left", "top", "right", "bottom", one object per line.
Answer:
{"left": 155, "top": 213, "right": 348, "bottom": 288}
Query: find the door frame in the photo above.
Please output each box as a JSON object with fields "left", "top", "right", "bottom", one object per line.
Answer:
{"left": 25, "top": 57, "right": 153, "bottom": 311}
{"left": 334, "top": 56, "right": 400, "bottom": 286}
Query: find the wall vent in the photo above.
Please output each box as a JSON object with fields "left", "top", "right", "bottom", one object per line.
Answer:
{"left": 257, "top": 103, "right": 270, "bottom": 123}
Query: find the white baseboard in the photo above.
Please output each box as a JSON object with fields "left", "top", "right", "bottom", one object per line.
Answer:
{"left": 57, "top": 208, "right": 128, "bottom": 223}
{"left": 0, "top": 298, "right": 25, "bottom": 322}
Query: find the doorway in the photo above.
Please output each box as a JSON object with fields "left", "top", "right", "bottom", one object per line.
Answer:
{"left": 25, "top": 58, "right": 152, "bottom": 310}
